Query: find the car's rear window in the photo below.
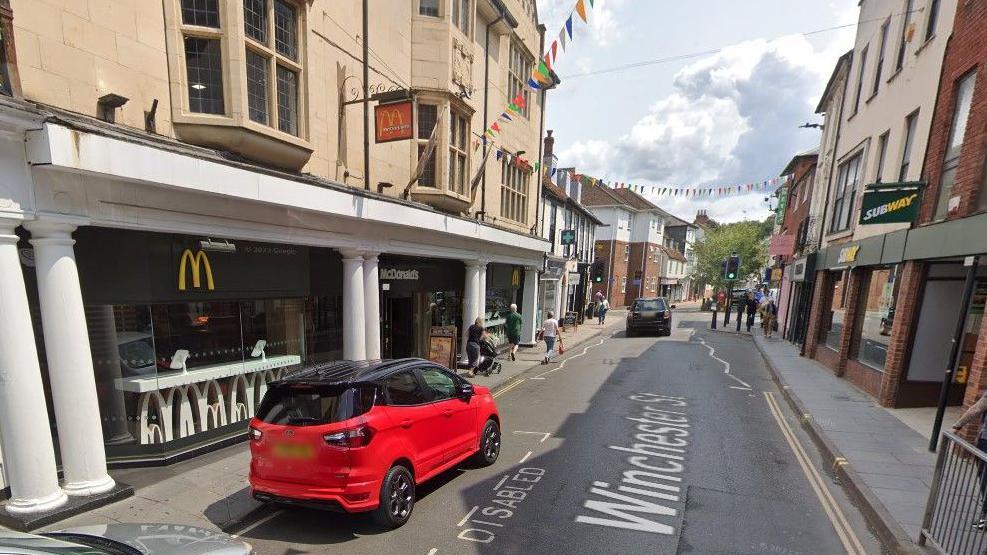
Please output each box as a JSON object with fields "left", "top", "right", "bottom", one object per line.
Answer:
{"left": 635, "top": 299, "right": 667, "bottom": 311}
{"left": 256, "top": 384, "right": 376, "bottom": 426}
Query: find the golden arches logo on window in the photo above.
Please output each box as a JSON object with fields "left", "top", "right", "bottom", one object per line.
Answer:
{"left": 178, "top": 249, "right": 215, "bottom": 291}
{"left": 511, "top": 267, "right": 521, "bottom": 287}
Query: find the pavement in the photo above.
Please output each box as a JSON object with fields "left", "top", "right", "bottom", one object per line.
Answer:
{"left": 749, "top": 330, "right": 936, "bottom": 553}
{"left": 18, "top": 314, "right": 614, "bottom": 535}
{"left": 15, "top": 306, "right": 889, "bottom": 554}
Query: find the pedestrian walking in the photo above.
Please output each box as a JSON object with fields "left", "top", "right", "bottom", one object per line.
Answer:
{"left": 465, "top": 317, "right": 485, "bottom": 377}
{"left": 596, "top": 297, "right": 610, "bottom": 325}
{"left": 759, "top": 299, "right": 778, "bottom": 339}
{"left": 505, "top": 303, "right": 522, "bottom": 362}
{"left": 953, "top": 390, "right": 987, "bottom": 529}
{"left": 745, "top": 292, "right": 758, "bottom": 333}
{"left": 542, "top": 312, "right": 561, "bottom": 364}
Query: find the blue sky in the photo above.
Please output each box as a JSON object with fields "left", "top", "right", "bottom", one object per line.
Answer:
{"left": 536, "top": 0, "right": 860, "bottom": 223}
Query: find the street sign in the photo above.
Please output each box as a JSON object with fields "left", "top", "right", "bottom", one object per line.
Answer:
{"left": 859, "top": 182, "right": 924, "bottom": 225}
{"left": 374, "top": 101, "right": 413, "bottom": 143}
{"left": 775, "top": 186, "right": 789, "bottom": 225}
{"left": 560, "top": 229, "right": 576, "bottom": 245}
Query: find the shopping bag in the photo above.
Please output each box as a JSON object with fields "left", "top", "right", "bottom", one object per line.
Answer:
{"left": 558, "top": 339, "right": 566, "bottom": 355}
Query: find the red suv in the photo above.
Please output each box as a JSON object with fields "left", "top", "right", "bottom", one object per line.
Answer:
{"left": 248, "top": 359, "right": 501, "bottom": 528}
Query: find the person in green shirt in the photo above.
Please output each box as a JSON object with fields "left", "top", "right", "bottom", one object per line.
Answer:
{"left": 506, "top": 303, "right": 523, "bottom": 361}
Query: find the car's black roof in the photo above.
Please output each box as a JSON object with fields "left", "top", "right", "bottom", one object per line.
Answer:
{"left": 273, "top": 358, "right": 432, "bottom": 387}
{"left": 633, "top": 297, "right": 668, "bottom": 301}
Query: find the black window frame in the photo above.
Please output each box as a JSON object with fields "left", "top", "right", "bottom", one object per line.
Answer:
{"left": 925, "top": 0, "right": 940, "bottom": 43}
{"left": 419, "top": 365, "right": 463, "bottom": 402}
{"left": 380, "top": 369, "right": 431, "bottom": 406}
{"left": 852, "top": 45, "right": 868, "bottom": 115}
{"left": 894, "top": 0, "right": 914, "bottom": 72}
{"left": 873, "top": 20, "right": 889, "bottom": 97}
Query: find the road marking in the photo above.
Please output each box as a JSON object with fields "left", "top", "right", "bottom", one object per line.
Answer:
{"left": 229, "top": 508, "right": 284, "bottom": 539}
{"left": 729, "top": 385, "right": 752, "bottom": 391}
{"left": 427, "top": 549, "right": 438, "bottom": 555}
{"left": 726, "top": 373, "right": 752, "bottom": 389}
{"left": 513, "top": 431, "right": 551, "bottom": 442}
{"left": 696, "top": 337, "right": 732, "bottom": 374}
{"left": 533, "top": 337, "right": 607, "bottom": 378}
{"left": 492, "top": 475, "right": 510, "bottom": 490}
{"left": 457, "top": 506, "right": 480, "bottom": 527}
{"left": 519, "top": 451, "right": 533, "bottom": 463}
{"left": 493, "top": 378, "right": 526, "bottom": 398}
{"left": 763, "top": 391, "right": 866, "bottom": 555}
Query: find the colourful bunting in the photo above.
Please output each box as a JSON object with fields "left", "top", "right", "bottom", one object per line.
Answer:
{"left": 566, "top": 15, "right": 574, "bottom": 39}
{"left": 491, "top": 122, "right": 501, "bottom": 132}
{"left": 559, "top": 28, "right": 567, "bottom": 51}
{"left": 551, "top": 41, "right": 559, "bottom": 63}
{"left": 500, "top": 112, "right": 512, "bottom": 122}
{"left": 575, "top": 0, "right": 588, "bottom": 22}
{"left": 527, "top": 78, "right": 542, "bottom": 89}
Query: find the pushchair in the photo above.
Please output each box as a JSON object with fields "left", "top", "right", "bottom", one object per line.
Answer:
{"left": 476, "top": 337, "right": 502, "bottom": 377}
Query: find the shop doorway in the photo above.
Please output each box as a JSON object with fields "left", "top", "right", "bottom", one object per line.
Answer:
{"left": 383, "top": 294, "right": 415, "bottom": 359}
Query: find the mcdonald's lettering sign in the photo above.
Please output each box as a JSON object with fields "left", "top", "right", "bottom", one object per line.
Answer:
{"left": 178, "top": 249, "right": 215, "bottom": 291}
{"left": 374, "top": 101, "right": 414, "bottom": 143}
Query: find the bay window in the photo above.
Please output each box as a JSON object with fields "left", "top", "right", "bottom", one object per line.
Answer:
{"left": 449, "top": 110, "right": 470, "bottom": 195}
{"left": 244, "top": 0, "right": 302, "bottom": 135}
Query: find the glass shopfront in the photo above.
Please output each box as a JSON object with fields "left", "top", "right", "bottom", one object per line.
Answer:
{"left": 821, "top": 271, "right": 846, "bottom": 350}
{"left": 484, "top": 264, "right": 524, "bottom": 347}
{"left": 851, "top": 266, "right": 899, "bottom": 370}
{"left": 379, "top": 256, "right": 463, "bottom": 359}
{"left": 22, "top": 227, "right": 344, "bottom": 464}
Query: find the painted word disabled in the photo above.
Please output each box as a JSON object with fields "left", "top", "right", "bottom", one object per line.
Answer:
{"left": 575, "top": 392, "right": 690, "bottom": 535}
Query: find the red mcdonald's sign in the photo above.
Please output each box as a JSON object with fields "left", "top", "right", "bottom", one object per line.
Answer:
{"left": 374, "top": 101, "right": 414, "bottom": 143}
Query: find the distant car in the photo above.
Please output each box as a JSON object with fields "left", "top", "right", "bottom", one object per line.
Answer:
{"left": 249, "top": 358, "right": 501, "bottom": 529}
{"left": 0, "top": 523, "right": 253, "bottom": 554}
{"left": 626, "top": 297, "right": 675, "bottom": 337}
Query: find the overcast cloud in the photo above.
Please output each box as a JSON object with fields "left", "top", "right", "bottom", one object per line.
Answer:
{"left": 537, "top": 1, "right": 858, "bottom": 223}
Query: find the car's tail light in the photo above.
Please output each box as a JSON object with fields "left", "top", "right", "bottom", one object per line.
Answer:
{"left": 249, "top": 426, "right": 263, "bottom": 441}
{"left": 324, "top": 426, "right": 373, "bottom": 448}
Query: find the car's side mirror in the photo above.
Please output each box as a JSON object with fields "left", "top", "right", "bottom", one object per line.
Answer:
{"left": 457, "top": 382, "right": 474, "bottom": 399}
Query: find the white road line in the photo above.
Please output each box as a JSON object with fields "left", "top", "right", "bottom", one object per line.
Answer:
{"left": 729, "top": 386, "right": 752, "bottom": 391}
{"left": 519, "top": 450, "right": 533, "bottom": 463}
{"left": 533, "top": 336, "right": 608, "bottom": 378}
{"left": 530, "top": 377, "right": 547, "bottom": 380}
{"left": 427, "top": 549, "right": 438, "bottom": 555}
{"left": 457, "top": 506, "right": 479, "bottom": 527}
{"left": 513, "top": 431, "right": 552, "bottom": 442}
{"left": 492, "top": 475, "right": 510, "bottom": 490}
{"left": 727, "top": 373, "right": 752, "bottom": 389}
{"left": 229, "top": 509, "right": 284, "bottom": 539}
{"left": 763, "top": 392, "right": 866, "bottom": 555}
{"left": 697, "top": 337, "right": 732, "bottom": 374}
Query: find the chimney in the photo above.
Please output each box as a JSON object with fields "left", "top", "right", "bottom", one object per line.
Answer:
{"left": 543, "top": 129, "right": 555, "bottom": 166}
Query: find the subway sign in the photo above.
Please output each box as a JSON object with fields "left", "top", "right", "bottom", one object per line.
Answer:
{"left": 859, "top": 183, "right": 924, "bottom": 225}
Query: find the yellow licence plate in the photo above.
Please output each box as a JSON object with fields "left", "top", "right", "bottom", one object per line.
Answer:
{"left": 273, "top": 442, "right": 315, "bottom": 460}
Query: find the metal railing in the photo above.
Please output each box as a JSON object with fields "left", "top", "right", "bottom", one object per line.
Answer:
{"left": 921, "top": 430, "right": 987, "bottom": 554}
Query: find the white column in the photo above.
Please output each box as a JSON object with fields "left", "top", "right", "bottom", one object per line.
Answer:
{"left": 25, "top": 220, "right": 115, "bottom": 497}
{"left": 362, "top": 253, "right": 381, "bottom": 360}
{"left": 521, "top": 266, "right": 539, "bottom": 346}
{"left": 341, "top": 250, "right": 367, "bottom": 360}
{"left": 462, "top": 261, "right": 481, "bottom": 356}
{"left": 0, "top": 220, "right": 68, "bottom": 514}
{"left": 478, "top": 262, "right": 488, "bottom": 321}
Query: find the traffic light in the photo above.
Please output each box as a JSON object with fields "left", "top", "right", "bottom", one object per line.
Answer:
{"left": 725, "top": 254, "right": 741, "bottom": 281}
{"left": 591, "top": 259, "right": 606, "bottom": 283}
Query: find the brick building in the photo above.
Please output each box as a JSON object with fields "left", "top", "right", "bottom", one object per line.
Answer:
{"left": 581, "top": 184, "right": 671, "bottom": 307}
{"left": 772, "top": 149, "right": 818, "bottom": 343}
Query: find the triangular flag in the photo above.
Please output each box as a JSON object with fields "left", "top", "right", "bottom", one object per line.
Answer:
{"left": 559, "top": 28, "right": 567, "bottom": 51}
{"left": 538, "top": 60, "right": 551, "bottom": 78}
{"left": 514, "top": 93, "right": 527, "bottom": 108}
{"left": 491, "top": 122, "right": 500, "bottom": 132}
{"left": 527, "top": 78, "right": 542, "bottom": 89}
{"left": 500, "top": 112, "right": 512, "bottom": 122}
{"left": 589, "top": 0, "right": 595, "bottom": 6}
{"left": 551, "top": 41, "right": 558, "bottom": 63}
{"left": 508, "top": 103, "right": 521, "bottom": 114}
{"left": 543, "top": 53, "right": 553, "bottom": 71}
{"left": 565, "top": 15, "right": 574, "bottom": 38}
{"left": 575, "top": 0, "right": 587, "bottom": 22}
{"left": 496, "top": 150, "right": 503, "bottom": 160}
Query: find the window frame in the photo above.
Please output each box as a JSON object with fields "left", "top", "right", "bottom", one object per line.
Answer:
{"left": 381, "top": 370, "right": 431, "bottom": 407}
{"left": 875, "top": 131, "right": 890, "bottom": 184}
{"left": 418, "top": 0, "right": 440, "bottom": 17}
{"left": 451, "top": 0, "right": 472, "bottom": 37}
{"left": 620, "top": 276, "right": 627, "bottom": 294}
{"left": 179, "top": 0, "right": 227, "bottom": 116}
{"left": 414, "top": 101, "right": 440, "bottom": 188}
{"left": 899, "top": 110, "right": 919, "bottom": 182}
{"left": 448, "top": 109, "right": 470, "bottom": 196}
{"left": 830, "top": 152, "right": 862, "bottom": 233}
{"left": 873, "top": 20, "right": 890, "bottom": 97}
{"left": 924, "top": 0, "right": 940, "bottom": 43}
{"left": 500, "top": 158, "right": 530, "bottom": 224}
{"left": 420, "top": 366, "right": 461, "bottom": 402}
{"left": 852, "top": 45, "right": 868, "bottom": 115}
{"left": 935, "top": 71, "right": 977, "bottom": 219}
{"left": 243, "top": 0, "right": 303, "bottom": 136}
{"left": 894, "top": 0, "right": 914, "bottom": 72}
{"left": 508, "top": 38, "right": 533, "bottom": 119}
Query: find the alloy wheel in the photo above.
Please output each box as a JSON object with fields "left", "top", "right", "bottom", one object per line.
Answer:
{"left": 389, "top": 473, "right": 413, "bottom": 518}
{"left": 483, "top": 424, "right": 501, "bottom": 460}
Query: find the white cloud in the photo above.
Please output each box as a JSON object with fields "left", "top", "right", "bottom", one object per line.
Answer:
{"left": 537, "top": 0, "right": 622, "bottom": 48}
{"left": 556, "top": 34, "right": 843, "bottom": 223}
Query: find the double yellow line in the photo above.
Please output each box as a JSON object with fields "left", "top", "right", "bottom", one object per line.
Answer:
{"left": 763, "top": 391, "right": 867, "bottom": 555}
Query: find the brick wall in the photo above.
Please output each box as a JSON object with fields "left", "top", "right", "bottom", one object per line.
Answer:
{"left": 834, "top": 268, "right": 865, "bottom": 378}
{"left": 804, "top": 270, "right": 831, "bottom": 359}
{"left": 625, "top": 242, "right": 662, "bottom": 305}
{"left": 919, "top": 1, "right": 987, "bottom": 223}
{"left": 593, "top": 239, "right": 629, "bottom": 306}
{"left": 879, "top": 261, "right": 925, "bottom": 407}
{"left": 958, "top": 310, "right": 987, "bottom": 441}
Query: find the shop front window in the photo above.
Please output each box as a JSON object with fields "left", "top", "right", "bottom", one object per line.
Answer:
{"left": 851, "top": 267, "right": 898, "bottom": 370}
{"left": 821, "top": 271, "right": 846, "bottom": 350}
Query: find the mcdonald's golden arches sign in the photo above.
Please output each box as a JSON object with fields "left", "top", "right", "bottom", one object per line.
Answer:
{"left": 178, "top": 249, "right": 215, "bottom": 291}
{"left": 374, "top": 101, "right": 414, "bottom": 143}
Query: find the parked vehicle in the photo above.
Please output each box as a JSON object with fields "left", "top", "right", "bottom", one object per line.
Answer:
{"left": 249, "top": 359, "right": 501, "bottom": 529}
{"left": 0, "top": 523, "right": 253, "bottom": 554}
{"left": 626, "top": 297, "right": 675, "bottom": 337}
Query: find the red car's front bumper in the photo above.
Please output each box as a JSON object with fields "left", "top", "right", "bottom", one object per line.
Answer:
{"left": 249, "top": 474, "right": 381, "bottom": 513}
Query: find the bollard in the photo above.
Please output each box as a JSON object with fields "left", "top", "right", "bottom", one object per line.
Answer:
{"left": 736, "top": 306, "right": 742, "bottom": 332}
{"left": 711, "top": 306, "right": 717, "bottom": 329}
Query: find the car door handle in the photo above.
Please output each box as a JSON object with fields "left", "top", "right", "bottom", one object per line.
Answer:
{"left": 442, "top": 409, "right": 454, "bottom": 417}
{"left": 400, "top": 419, "right": 413, "bottom": 429}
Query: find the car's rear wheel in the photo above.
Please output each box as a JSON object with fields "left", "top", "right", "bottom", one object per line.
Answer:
{"left": 373, "top": 465, "right": 415, "bottom": 529}
{"left": 472, "top": 419, "right": 501, "bottom": 467}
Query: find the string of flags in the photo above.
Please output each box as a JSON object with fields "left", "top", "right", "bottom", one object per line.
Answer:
{"left": 568, "top": 169, "right": 793, "bottom": 198}
{"left": 484, "top": 0, "right": 598, "bottom": 141}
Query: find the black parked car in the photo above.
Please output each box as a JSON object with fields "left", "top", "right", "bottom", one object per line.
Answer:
{"left": 626, "top": 297, "right": 675, "bottom": 337}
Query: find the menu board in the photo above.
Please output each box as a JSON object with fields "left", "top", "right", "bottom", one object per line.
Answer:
{"left": 563, "top": 311, "right": 578, "bottom": 330}
{"left": 428, "top": 326, "right": 458, "bottom": 369}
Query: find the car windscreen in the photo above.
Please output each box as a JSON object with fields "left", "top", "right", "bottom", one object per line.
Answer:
{"left": 634, "top": 299, "right": 667, "bottom": 311}
{"left": 256, "top": 384, "right": 376, "bottom": 426}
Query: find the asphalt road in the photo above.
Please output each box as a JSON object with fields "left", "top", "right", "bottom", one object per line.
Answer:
{"left": 229, "top": 308, "right": 884, "bottom": 554}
